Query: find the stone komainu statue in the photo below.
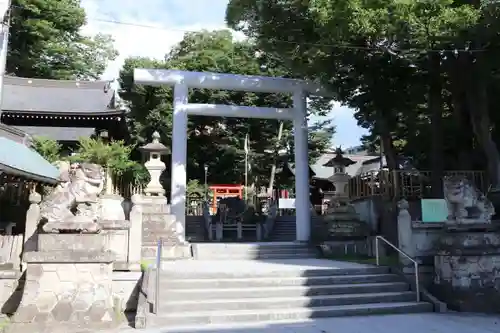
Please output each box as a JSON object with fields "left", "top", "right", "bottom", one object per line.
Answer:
{"left": 443, "top": 176, "right": 495, "bottom": 223}
{"left": 39, "top": 163, "right": 105, "bottom": 224}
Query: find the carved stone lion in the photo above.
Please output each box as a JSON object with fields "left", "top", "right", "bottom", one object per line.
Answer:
{"left": 40, "top": 163, "right": 104, "bottom": 225}
{"left": 443, "top": 176, "right": 495, "bottom": 223}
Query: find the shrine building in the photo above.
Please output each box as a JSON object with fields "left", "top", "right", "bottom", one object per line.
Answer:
{"left": 0, "top": 76, "right": 128, "bottom": 155}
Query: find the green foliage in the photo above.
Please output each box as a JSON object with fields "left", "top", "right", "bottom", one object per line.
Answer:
{"left": 139, "top": 260, "right": 152, "bottom": 272}
{"left": 69, "top": 138, "right": 136, "bottom": 176}
{"left": 127, "top": 163, "right": 151, "bottom": 187}
{"left": 186, "top": 179, "right": 205, "bottom": 197}
{"left": 119, "top": 30, "right": 335, "bottom": 188}
{"left": 226, "top": 0, "right": 500, "bottom": 187}
{"left": 8, "top": 0, "right": 118, "bottom": 79}
{"left": 31, "top": 136, "right": 62, "bottom": 163}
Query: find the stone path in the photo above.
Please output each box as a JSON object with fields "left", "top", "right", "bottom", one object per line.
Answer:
{"left": 113, "top": 313, "right": 500, "bottom": 333}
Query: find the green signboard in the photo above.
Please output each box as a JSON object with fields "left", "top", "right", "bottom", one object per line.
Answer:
{"left": 421, "top": 199, "right": 448, "bottom": 222}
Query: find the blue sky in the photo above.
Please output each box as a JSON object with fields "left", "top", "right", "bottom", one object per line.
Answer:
{"left": 81, "top": 0, "right": 367, "bottom": 148}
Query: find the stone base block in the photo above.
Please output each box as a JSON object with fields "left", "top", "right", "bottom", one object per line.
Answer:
{"left": 11, "top": 251, "right": 118, "bottom": 327}
{"left": 5, "top": 321, "right": 120, "bottom": 333}
{"left": 434, "top": 253, "right": 500, "bottom": 312}
{"left": 38, "top": 234, "right": 107, "bottom": 252}
{"left": 162, "top": 243, "right": 192, "bottom": 260}
{"left": 0, "top": 270, "right": 21, "bottom": 315}
{"left": 112, "top": 271, "right": 142, "bottom": 312}
{"left": 42, "top": 221, "right": 101, "bottom": 233}
{"left": 141, "top": 196, "right": 170, "bottom": 214}
{"left": 99, "top": 194, "right": 126, "bottom": 221}
{"left": 100, "top": 220, "right": 131, "bottom": 264}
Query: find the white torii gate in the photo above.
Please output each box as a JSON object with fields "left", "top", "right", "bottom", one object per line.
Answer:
{"left": 134, "top": 69, "right": 332, "bottom": 242}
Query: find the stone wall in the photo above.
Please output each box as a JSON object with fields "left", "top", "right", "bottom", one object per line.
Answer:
{"left": 433, "top": 254, "right": 500, "bottom": 312}
{"left": 397, "top": 200, "right": 443, "bottom": 287}
{"left": 351, "top": 197, "right": 379, "bottom": 233}
{"left": 432, "top": 230, "right": 500, "bottom": 313}
{"left": 0, "top": 269, "right": 21, "bottom": 315}
{"left": 12, "top": 257, "right": 116, "bottom": 325}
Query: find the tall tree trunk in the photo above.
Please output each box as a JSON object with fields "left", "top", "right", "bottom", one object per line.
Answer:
{"left": 463, "top": 52, "right": 500, "bottom": 188}
{"left": 448, "top": 55, "right": 473, "bottom": 170}
{"left": 377, "top": 116, "right": 398, "bottom": 171}
{"left": 429, "top": 52, "right": 444, "bottom": 197}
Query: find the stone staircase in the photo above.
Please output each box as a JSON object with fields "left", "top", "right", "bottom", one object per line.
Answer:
{"left": 191, "top": 242, "right": 319, "bottom": 260}
{"left": 138, "top": 243, "right": 433, "bottom": 328}
{"left": 269, "top": 215, "right": 296, "bottom": 241}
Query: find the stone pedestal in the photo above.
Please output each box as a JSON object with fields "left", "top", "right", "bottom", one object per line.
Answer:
{"left": 313, "top": 191, "right": 369, "bottom": 256}
{"left": 10, "top": 222, "right": 118, "bottom": 331}
{"left": 433, "top": 224, "right": 500, "bottom": 313}
{"left": 313, "top": 198, "right": 369, "bottom": 242}
{"left": 100, "top": 220, "right": 131, "bottom": 271}
{"left": 99, "top": 194, "right": 126, "bottom": 221}
{"left": 141, "top": 196, "right": 191, "bottom": 261}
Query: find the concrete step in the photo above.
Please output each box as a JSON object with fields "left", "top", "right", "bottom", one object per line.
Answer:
{"left": 163, "top": 274, "right": 401, "bottom": 289}
{"left": 193, "top": 252, "right": 317, "bottom": 260}
{"left": 191, "top": 242, "right": 310, "bottom": 252}
{"left": 151, "top": 302, "right": 433, "bottom": 326}
{"left": 162, "top": 282, "right": 410, "bottom": 300}
{"left": 192, "top": 247, "right": 317, "bottom": 255}
{"left": 160, "top": 291, "right": 417, "bottom": 312}
{"left": 270, "top": 237, "right": 296, "bottom": 241}
{"left": 162, "top": 266, "right": 390, "bottom": 279}
{"left": 191, "top": 243, "right": 318, "bottom": 260}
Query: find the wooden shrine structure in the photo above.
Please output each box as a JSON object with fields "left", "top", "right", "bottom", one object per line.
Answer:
{"left": 0, "top": 76, "right": 128, "bottom": 154}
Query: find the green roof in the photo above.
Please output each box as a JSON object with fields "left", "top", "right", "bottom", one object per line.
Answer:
{"left": 0, "top": 137, "right": 59, "bottom": 183}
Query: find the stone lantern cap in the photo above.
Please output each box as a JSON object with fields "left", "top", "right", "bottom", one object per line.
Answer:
{"left": 323, "top": 147, "right": 356, "bottom": 167}
{"left": 139, "top": 131, "right": 169, "bottom": 154}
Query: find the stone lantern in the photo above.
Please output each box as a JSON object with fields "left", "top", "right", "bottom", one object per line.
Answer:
{"left": 312, "top": 147, "right": 369, "bottom": 246}
{"left": 140, "top": 131, "right": 169, "bottom": 196}
{"left": 324, "top": 147, "right": 356, "bottom": 202}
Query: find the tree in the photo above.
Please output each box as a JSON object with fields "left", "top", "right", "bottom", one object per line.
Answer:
{"left": 70, "top": 137, "right": 136, "bottom": 176}
{"left": 226, "top": 0, "right": 500, "bottom": 188}
{"left": 31, "top": 136, "right": 62, "bottom": 163}
{"left": 8, "top": 0, "right": 118, "bottom": 79}
{"left": 119, "top": 30, "right": 334, "bottom": 188}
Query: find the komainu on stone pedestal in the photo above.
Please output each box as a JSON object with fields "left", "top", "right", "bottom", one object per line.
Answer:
{"left": 9, "top": 162, "right": 119, "bottom": 331}
{"left": 443, "top": 176, "right": 495, "bottom": 224}
{"left": 39, "top": 163, "right": 104, "bottom": 228}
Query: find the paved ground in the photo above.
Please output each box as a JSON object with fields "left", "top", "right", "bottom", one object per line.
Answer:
{"left": 114, "top": 313, "right": 500, "bottom": 333}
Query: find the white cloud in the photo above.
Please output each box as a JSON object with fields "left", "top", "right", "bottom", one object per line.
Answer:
{"left": 79, "top": 0, "right": 366, "bottom": 146}
{"left": 80, "top": 0, "right": 243, "bottom": 80}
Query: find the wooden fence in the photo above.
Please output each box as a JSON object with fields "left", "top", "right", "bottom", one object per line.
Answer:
{"left": 349, "top": 170, "right": 487, "bottom": 201}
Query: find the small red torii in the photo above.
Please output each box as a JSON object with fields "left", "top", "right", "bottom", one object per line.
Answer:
{"left": 209, "top": 184, "right": 244, "bottom": 214}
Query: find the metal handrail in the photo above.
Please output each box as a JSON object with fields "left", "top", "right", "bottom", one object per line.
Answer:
{"left": 375, "top": 235, "right": 420, "bottom": 302}
{"left": 153, "top": 237, "right": 163, "bottom": 314}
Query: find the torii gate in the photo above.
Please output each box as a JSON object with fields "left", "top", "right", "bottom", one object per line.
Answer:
{"left": 134, "top": 69, "right": 332, "bottom": 242}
